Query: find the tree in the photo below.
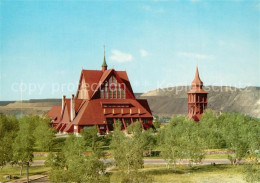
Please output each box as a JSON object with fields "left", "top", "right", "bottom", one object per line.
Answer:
{"left": 47, "top": 134, "right": 108, "bottom": 182}
{"left": 159, "top": 116, "right": 206, "bottom": 169}
{"left": 81, "top": 125, "right": 104, "bottom": 155}
{"left": 12, "top": 116, "right": 35, "bottom": 176}
{"left": 33, "top": 117, "right": 55, "bottom": 151}
{"left": 0, "top": 114, "right": 19, "bottom": 168}
{"left": 153, "top": 117, "right": 161, "bottom": 129}
{"left": 142, "top": 128, "right": 157, "bottom": 157}
{"left": 110, "top": 121, "right": 152, "bottom": 182}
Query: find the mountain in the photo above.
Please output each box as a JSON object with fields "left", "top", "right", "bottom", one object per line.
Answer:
{"left": 0, "top": 86, "right": 259, "bottom": 118}
{"left": 139, "top": 86, "right": 260, "bottom": 118}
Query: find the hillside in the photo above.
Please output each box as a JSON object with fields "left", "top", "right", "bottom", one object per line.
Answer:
{"left": 0, "top": 86, "right": 259, "bottom": 118}
{"left": 139, "top": 86, "right": 260, "bottom": 118}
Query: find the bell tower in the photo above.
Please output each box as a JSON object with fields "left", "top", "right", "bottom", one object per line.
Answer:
{"left": 187, "top": 65, "right": 208, "bottom": 121}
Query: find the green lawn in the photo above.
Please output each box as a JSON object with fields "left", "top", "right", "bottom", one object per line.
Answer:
{"left": 110, "top": 164, "right": 245, "bottom": 183}
{"left": 0, "top": 166, "right": 50, "bottom": 183}
{"left": 204, "top": 153, "right": 229, "bottom": 159}
{"left": 33, "top": 156, "right": 48, "bottom": 160}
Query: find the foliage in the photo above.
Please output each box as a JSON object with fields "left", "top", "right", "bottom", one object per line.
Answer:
{"left": 0, "top": 114, "right": 19, "bottom": 168}
{"left": 33, "top": 117, "right": 55, "bottom": 151}
{"left": 12, "top": 116, "right": 35, "bottom": 175}
{"left": 47, "top": 134, "right": 108, "bottom": 182}
{"left": 152, "top": 116, "right": 161, "bottom": 129}
{"left": 81, "top": 125, "right": 104, "bottom": 155}
{"left": 159, "top": 116, "right": 206, "bottom": 168}
{"left": 110, "top": 120, "right": 152, "bottom": 182}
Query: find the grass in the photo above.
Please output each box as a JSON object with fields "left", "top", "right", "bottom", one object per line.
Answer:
{"left": 204, "top": 153, "right": 229, "bottom": 159}
{"left": 0, "top": 166, "right": 50, "bottom": 183}
{"left": 110, "top": 164, "right": 245, "bottom": 183}
{"left": 33, "top": 156, "right": 48, "bottom": 160}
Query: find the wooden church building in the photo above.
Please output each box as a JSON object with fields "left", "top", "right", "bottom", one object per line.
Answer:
{"left": 47, "top": 52, "right": 154, "bottom": 135}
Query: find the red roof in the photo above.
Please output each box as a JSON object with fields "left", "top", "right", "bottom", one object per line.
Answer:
{"left": 188, "top": 66, "right": 208, "bottom": 94}
{"left": 47, "top": 106, "right": 61, "bottom": 123}
{"left": 47, "top": 67, "right": 153, "bottom": 133}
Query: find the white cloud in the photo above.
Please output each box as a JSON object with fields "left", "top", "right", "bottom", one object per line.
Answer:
{"left": 191, "top": 0, "right": 201, "bottom": 2}
{"left": 110, "top": 49, "right": 133, "bottom": 63}
{"left": 141, "top": 5, "right": 165, "bottom": 13}
{"left": 178, "top": 52, "right": 214, "bottom": 60}
{"left": 140, "top": 49, "right": 148, "bottom": 57}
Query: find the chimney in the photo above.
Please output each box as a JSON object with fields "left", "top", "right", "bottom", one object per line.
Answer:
{"left": 61, "top": 95, "right": 65, "bottom": 114}
{"left": 70, "top": 94, "right": 75, "bottom": 122}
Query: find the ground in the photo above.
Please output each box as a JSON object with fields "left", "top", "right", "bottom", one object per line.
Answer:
{"left": 0, "top": 166, "right": 50, "bottom": 183}
{"left": 109, "top": 164, "right": 246, "bottom": 183}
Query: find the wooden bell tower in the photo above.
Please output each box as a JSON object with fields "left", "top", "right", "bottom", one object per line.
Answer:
{"left": 187, "top": 66, "right": 208, "bottom": 121}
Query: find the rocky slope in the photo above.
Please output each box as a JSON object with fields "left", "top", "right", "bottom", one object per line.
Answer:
{"left": 139, "top": 86, "right": 260, "bottom": 118}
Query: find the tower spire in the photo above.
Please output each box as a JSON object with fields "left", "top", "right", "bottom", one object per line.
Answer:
{"left": 102, "top": 45, "right": 107, "bottom": 71}
{"left": 192, "top": 65, "right": 203, "bottom": 88}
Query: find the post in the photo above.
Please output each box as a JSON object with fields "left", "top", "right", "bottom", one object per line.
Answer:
{"left": 26, "top": 162, "right": 29, "bottom": 183}
{"left": 61, "top": 95, "right": 65, "bottom": 114}
{"left": 71, "top": 94, "right": 75, "bottom": 121}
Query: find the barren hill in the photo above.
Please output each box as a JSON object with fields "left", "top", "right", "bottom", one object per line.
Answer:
{"left": 0, "top": 86, "right": 259, "bottom": 118}
{"left": 139, "top": 86, "right": 260, "bottom": 118}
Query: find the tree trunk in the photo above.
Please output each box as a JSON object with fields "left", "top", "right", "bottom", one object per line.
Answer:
{"left": 26, "top": 162, "right": 29, "bottom": 183}
{"left": 20, "top": 165, "right": 23, "bottom": 176}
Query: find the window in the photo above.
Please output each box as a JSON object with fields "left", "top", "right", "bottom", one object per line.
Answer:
{"left": 100, "top": 89, "right": 104, "bottom": 98}
{"left": 109, "top": 88, "right": 113, "bottom": 98}
{"left": 101, "top": 75, "right": 126, "bottom": 99}
{"left": 113, "top": 87, "right": 116, "bottom": 98}
{"left": 122, "top": 89, "right": 125, "bottom": 99}
{"left": 142, "top": 119, "right": 148, "bottom": 124}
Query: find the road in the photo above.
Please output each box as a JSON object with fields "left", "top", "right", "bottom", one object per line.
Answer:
{"left": 31, "top": 158, "right": 232, "bottom": 167}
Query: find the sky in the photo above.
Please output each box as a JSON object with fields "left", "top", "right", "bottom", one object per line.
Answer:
{"left": 0, "top": 0, "right": 259, "bottom": 101}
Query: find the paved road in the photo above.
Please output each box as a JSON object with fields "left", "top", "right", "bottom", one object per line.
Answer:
{"left": 31, "top": 158, "right": 232, "bottom": 167}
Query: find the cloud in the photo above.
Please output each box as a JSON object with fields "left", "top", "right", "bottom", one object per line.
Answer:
{"left": 110, "top": 49, "right": 133, "bottom": 63}
{"left": 191, "top": 0, "right": 201, "bottom": 2}
{"left": 140, "top": 49, "right": 148, "bottom": 57}
{"left": 141, "top": 5, "right": 165, "bottom": 13}
{"left": 178, "top": 52, "right": 214, "bottom": 60}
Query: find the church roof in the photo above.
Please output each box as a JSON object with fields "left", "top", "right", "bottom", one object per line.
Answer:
{"left": 191, "top": 66, "right": 203, "bottom": 86}
{"left": 188, "top": 65, "right": 208, "bottom": 94}
{"left": 47, "top": 106, "right": 61, "bottom": 123}
{"left": 78, "top": 69, "right": 134, "bottom": 99}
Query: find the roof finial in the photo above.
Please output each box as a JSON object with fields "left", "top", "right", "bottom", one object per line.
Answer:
{"left": 102, "top": 45, "right": 108, "bottom": 71}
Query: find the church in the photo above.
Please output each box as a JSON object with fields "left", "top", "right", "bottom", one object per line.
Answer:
{"left": 47, "top": 52, "right": 154, "bottom": 135}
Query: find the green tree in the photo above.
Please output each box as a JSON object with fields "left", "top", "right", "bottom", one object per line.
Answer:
{"left": 81, "top": 125, "right": 103, "bottom": 155}
{"left": 12, "top": 116, "right": 35, "bottom": 176}
{"left": 142, "top": 128, "right": 157, "bottom": 157}
{"left": 0, "top": 114, "right": 19, "bottom": 168}
{"left": 110, "top": 121, "right": 151, "bottom": 182}
{"left": 47, "top": 134, "right": 108, "bottom": 182}
{"left": 33, "top": 117, "right": 55, "bottom": 151}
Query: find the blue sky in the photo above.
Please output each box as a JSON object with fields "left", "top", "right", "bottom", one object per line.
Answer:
{"left": 0, "top": 0, "right": 259, "bottom": 101}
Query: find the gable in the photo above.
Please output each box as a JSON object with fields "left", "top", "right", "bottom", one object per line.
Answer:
{"left": 91, "top": 70, "right": 135, "bottom": 99}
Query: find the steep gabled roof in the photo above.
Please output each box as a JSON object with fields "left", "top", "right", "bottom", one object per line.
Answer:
{"left": 76, "top": 68, "right": 135, "bottom": 100}
{"left": 47, "top": 106, "right": 61, "bottom": 123}
{"left": 68, "top": 98, "right": 153, "bottom": 126}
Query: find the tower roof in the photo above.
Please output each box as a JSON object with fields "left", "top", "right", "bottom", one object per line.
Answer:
{"left": 102, "top": 45, "right": 108, "bottom": 67}
{"left": 191, "top": 65, "right": 203, "bottom": 86}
